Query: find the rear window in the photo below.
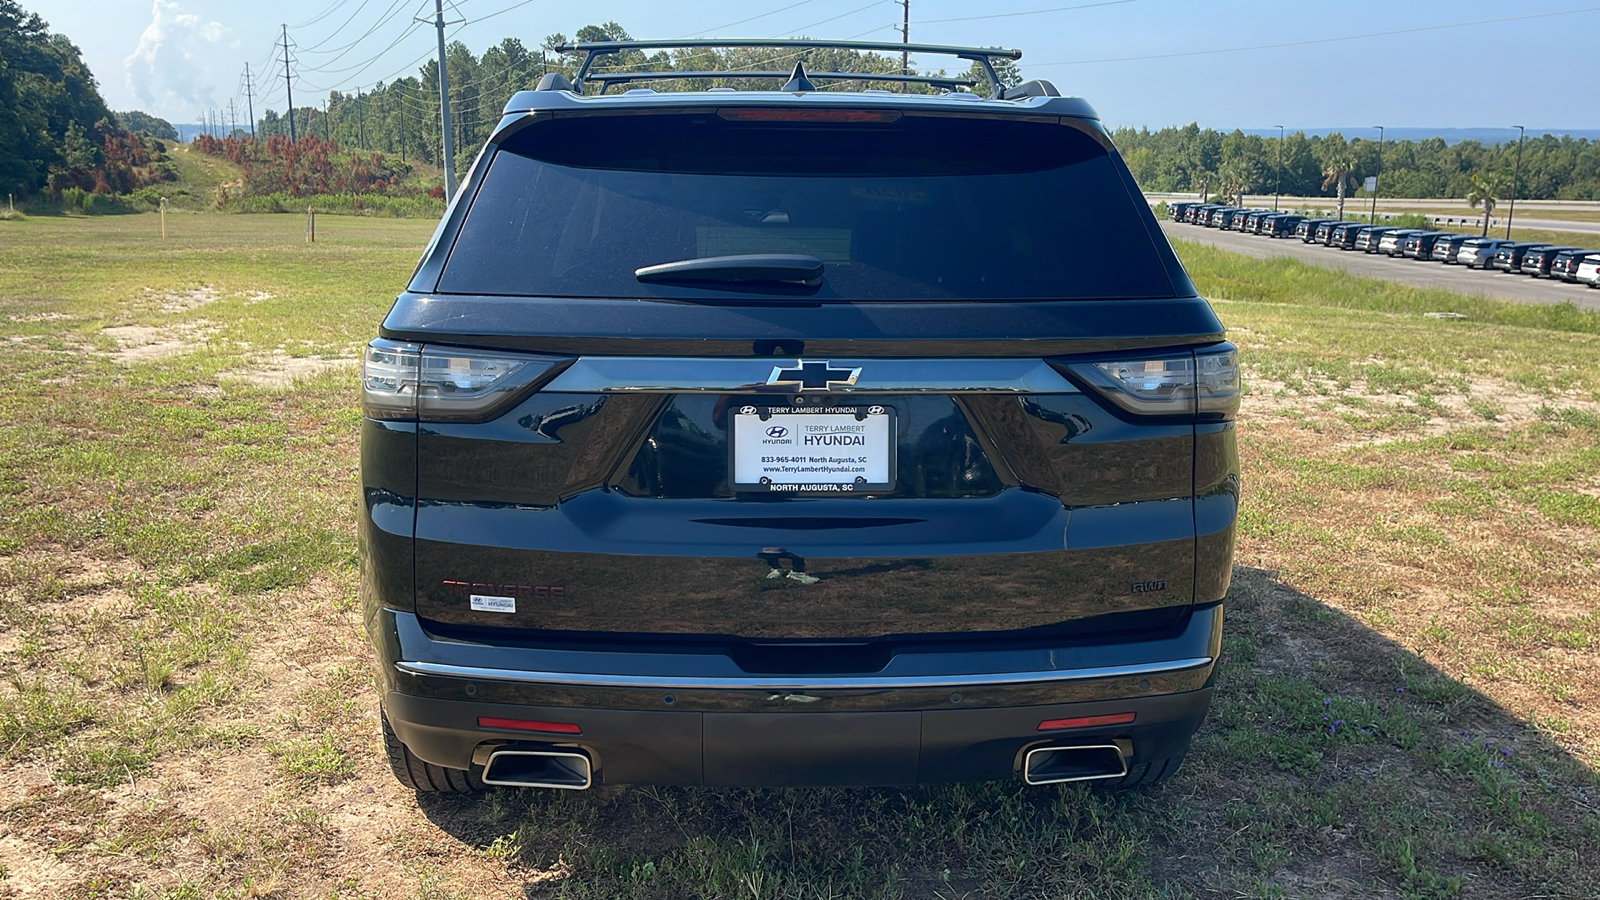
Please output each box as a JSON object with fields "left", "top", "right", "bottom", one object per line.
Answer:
{"left": 437, "top": 112, "right": 1175, "bottom": 301}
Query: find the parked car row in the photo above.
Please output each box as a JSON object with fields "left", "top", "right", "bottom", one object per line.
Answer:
{"left": 1167, "top": 202, "right": 1600, "bottom": 288}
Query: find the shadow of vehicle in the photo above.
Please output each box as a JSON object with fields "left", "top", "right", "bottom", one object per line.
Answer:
{"left": 409, "top": 565, "right": 1600, "bottom": 898}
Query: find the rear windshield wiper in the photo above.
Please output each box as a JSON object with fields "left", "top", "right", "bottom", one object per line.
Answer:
{"left": 635, "top": 254, "right": 824, "bottom": 289}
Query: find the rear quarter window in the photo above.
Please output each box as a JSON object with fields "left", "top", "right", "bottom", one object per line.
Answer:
{"left": 437, "top": 111, "right": 1177, "bottom": 301}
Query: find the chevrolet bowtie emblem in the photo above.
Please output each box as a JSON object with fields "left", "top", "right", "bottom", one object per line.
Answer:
{"left": 766, "top": 360, "right": 862, "bottom": 391}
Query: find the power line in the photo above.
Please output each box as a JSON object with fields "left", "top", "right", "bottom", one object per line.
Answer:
{"left": 914, "top": 0, "right": 1135, "bottom": 26}
{"left": 298, "top": 0, "right": 411, "bottom": 60}
{"left": 678, "top": 0, "right": 819, "bottom": 38}
{"left": 1028, "top": 5, "right": 1600, "bottom": 67}
{"left": 779, "top": 0, "right": 894, "bottom": 36}
{"left": 297, "top": 21, "right": 426, "bottom": 79}
{"left": 298, "top": 0, "right": 379, "bottom": 52}
{"left": 291, "top": 0, "right": 356, "bottom": 30}
{"left": 463, "top": 0, "right": 541, "bottom": 26}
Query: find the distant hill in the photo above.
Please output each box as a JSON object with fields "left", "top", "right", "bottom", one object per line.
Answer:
{"left": 176, "top": 124, "right": 240, "bottom": 143}
{"left": 1238, "top": 127, "right": 1600, "bottom": 146}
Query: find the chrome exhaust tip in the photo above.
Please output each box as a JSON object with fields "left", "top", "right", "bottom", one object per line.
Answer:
{"left": 482, "top": 749, "right": 592, "bottom": 789}
{"left": 1023, "top": 743, "right": 1128, "bottom": 785}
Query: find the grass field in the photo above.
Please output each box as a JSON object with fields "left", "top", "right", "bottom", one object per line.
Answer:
{"left": 1, "top": 212, "right": 1599, "bottom": 898}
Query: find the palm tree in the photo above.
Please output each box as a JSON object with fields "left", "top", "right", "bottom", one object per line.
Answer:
{"left": 1466, "top": 172, "right": 1505, "bottom": 237}
{"left": 1321, "top": 153, "right": 1358, "bottom": 220}
{"left": 1218, "top": 158, "right": 1261, "bottom": 207}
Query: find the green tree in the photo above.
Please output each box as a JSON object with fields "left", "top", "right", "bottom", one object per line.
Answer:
{"left": 116, "top": 110, "right": 177, "bottom": 140}
{"left": 0, "top": 0, "right": 115, "bottom": 196}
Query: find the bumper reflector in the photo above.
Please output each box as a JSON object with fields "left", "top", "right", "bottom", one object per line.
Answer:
{"left": 1037, "top": 712, "right": 1136, "bottom": 732}
{"left": 478, "top": 717, "right": 582, "bottom": 735}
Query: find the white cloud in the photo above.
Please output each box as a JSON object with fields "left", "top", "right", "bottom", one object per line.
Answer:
{"left": 123, "top": 0, "right": 230, "bottom": 115}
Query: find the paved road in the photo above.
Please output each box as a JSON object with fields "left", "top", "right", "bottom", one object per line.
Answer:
{"left": 1146, "top": 192, "right": 1600, "bottom": 214}
{"left": 1160, "top": 221, "right": 1600, "bottom": 312}
{"left": 1508, "top": 218, "right": 1600, "bottom": 236}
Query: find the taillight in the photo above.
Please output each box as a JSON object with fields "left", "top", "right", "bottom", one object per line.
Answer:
{"left": 1063, "top": 344, "right": 1240, "bottom": 420}
{"left": 362, "top": 339, "right": 568, "bottom": 422}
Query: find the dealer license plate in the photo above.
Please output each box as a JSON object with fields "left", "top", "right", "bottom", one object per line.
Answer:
{"left": 730, "top": 404, "right": 896, "bottom": 493}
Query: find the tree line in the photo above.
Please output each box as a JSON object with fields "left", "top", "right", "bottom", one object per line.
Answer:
{"left": 252, "top": 22, "right": 1013, "bottom": 179}
{"left": 8, "top": 0, "right": 1592, "bottom": 205}
{"left": 1114, "top": 123, "right": 1600, "bottom": 202}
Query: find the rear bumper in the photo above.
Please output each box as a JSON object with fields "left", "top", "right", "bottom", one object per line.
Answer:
{"left": 371, "top": 603, "right": 1222, "bottom": 786}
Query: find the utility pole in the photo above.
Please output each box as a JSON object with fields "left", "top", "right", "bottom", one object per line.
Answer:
{"left": 1273, "top": 124, "right": 1283, "bottom": 211}
{"left": 357, "top": 87, "right": 366, "bottom": 150}
{"left": 228, "top": 100, "right": 237, "bottom": 138}
{"left": 281, "top": 24, "right": 297, "bottom": 142}
{"left": 323, "top": 98, "right": 331, "bottom": 141}
{"left": 896, "top": 0, "right": 910, "bottom": 91}
{"left": 243, "top": 64, "right": 257, "bottom": 139}
{"left": 1370, "top": 125, "right": 1384, "bottom": 222}
{"left": 399, "top": 94, "right": 406, "bottom": 162}
{"left": 1506, "top": 125, "right": 1525, "bottom": 239}
{"left": 421, "top": 0, "right": 458, "bottom": 199}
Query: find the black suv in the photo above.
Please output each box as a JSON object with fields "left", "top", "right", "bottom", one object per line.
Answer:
{"left": 1521, "top": 245, "right": 1580, "bottom": 277}
{"left": 1263, "top": 214, "right": 1304, "bottom": 238}
{"left": 362, "top": 39, "right": 1237, "bottom": 796}
{"left": 1491, "top": 242, "right": 1548, "bottom": 272}
{"left": 1551, "top": 248, "right": 1600, "bottom": 282}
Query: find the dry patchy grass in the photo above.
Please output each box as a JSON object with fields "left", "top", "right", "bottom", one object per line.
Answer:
{"left": 0, "top": 214, "right": 1597, "bottom": 897}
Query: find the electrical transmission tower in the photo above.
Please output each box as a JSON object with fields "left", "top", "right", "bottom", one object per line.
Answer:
{"left": 242, "top": 63, "right": 257, "bottom": 139}
{"left": 280, "top": 24, "right": 296, "bottom": 142}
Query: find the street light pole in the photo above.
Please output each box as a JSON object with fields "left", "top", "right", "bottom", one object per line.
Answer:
{"left": 1274, "top": 124, "right": 1283, "bottom": 211}
{"left": 1370, "top": 125, "right": 1383, "bottom": 222}
{"left": 1506, "top": 125, "right": 1525, "bottom": 239}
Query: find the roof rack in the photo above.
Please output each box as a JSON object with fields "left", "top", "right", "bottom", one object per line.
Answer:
{"left": 551, "top": 38, "right": 1022, "bottom": 98}
{"left": 588, "top": 70, "right": 977, "bottom": 94}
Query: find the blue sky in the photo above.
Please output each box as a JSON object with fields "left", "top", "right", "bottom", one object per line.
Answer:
{"left": 26, "top": 0, "right": 1600, "bottom": 132}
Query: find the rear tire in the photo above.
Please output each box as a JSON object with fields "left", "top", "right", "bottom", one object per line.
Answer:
{"left": 1111, "top": 749, "right": 1187, "bottom": 790}
{"left": 381, "top": 707, "right": 485, "bottom": 793}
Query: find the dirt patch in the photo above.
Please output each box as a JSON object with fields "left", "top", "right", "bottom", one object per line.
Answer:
{"left": 220, "top": 353, "right": 355, "bottom": 388}
{"left": 0, "top": 833, "right": 87, "bottom": 899}
{"left": 99, "top": 321, "right": 216, "bottom": 363}
{"left": 153, "top": 287, "right": 220, "bottom": 313}
{"left": 1243, "top": 370, "right": 1600, "bottom": 447}
{"left": 5, "top": 313, "right": 74, "bottom": 323}
{"left": 242, "top": 291, "right": 275, "bottom": 304}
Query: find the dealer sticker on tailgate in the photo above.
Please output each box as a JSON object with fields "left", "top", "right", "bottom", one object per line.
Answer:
{"left": 730, "top": 405, "right": 896, "bottom": 493}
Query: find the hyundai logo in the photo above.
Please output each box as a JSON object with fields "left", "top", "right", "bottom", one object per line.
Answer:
{"left": 766, "top": 426, "right": 789, "bottom": 438}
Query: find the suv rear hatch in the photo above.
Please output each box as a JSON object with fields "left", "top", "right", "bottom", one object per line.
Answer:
{"left": 376, "top": 106, "right": 1234, "bottom": 646}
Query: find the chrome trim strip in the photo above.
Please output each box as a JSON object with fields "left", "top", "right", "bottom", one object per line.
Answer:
{"left": 539, "top": 356, "right": 1081, "bottom": 394}
{"left": 394, "top": 657, "right": 1212, "bottom": 690}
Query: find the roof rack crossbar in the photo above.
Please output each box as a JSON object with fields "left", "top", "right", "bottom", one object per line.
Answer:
{"left": 554, "top": 38, "right": 1021, "bottom": 98}
{"left": 588, "top": 70, "right": 976, "bottom": 94}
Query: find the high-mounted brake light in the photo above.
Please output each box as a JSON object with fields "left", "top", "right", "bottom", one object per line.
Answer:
{"left": 717, "top": 108, "right": 902, "bottom": 123}
{"left": 362, "top": 339, "right": 568, "bottom": 422}
{"left": 1065, "top": 344, "right": 1240, "bottom": 420}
